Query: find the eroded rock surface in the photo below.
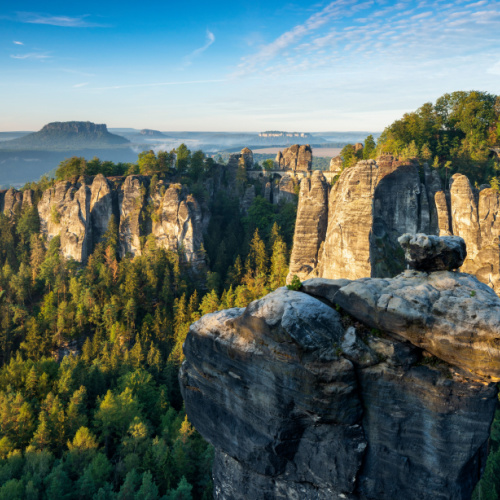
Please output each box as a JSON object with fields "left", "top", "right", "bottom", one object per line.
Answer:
{"left": 181, "top": 277, "right": 498, "bottom": 499}
{"left": 274, "top": 144, "right": 312, "bottom": 171}
{"left": 38, "top": 180, "right": 92, "bottom": 261}
{"left": 288, "top": 156, "right": 500, "bottom": 294}
{"left": 287, "top": 171, "right": 329, "bottom": 281}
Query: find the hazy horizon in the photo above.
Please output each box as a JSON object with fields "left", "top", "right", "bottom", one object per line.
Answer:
{"left": 2, "top": 0, "right": 499, "bottom": 132}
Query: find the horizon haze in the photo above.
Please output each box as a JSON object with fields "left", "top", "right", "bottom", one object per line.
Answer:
{"left": 1, "top": 0, "right": 500, "bottom": 132}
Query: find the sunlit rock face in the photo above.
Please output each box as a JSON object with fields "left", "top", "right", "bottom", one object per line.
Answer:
{"left": 38, "top": 180, "right": 92, "bottom": 262}
{"left": 288, "top": 157, "right": 500, "bottom": 294}
{"left": 181, "top": 265, "right": 498, "bottom": 499}
{"left": 274, "top": 144, "right": 312, "bottom": 171}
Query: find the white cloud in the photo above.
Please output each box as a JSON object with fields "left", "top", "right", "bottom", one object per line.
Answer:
{"left": 93, "top": 78, "right": 226, "bottom": 91}
{"left": 183, "top": 30, "right": 215, "bottom": 67}
{"left": 73, "top": 82, "right": 89, "bottom": 88}
{"left": 17, "top": 12, "right": 108, "bottom": 28}
{"left": 10, "top": 53, "right": 51, "bottom": 60}
{"left": 13, "top": 40, "right": 23, "bottom": 45}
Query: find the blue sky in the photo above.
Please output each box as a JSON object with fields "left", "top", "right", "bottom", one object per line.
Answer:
{"left": 1, "top": 0, "right": 499, "bottom": 132}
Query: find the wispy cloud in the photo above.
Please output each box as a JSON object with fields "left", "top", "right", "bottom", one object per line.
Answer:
{"left": 183, "top": 30, "right": 215, "bottom": 67}
{"left": 73, "top": 82, "right": 89, "bottom": 88}
{"left": 11, "top": 53, "right": 51, "bottom": 61}
{"left": 17, "top": 12, "right": 109, "bottom": 27}
{"left": 231, "top": 0, "right": 500, "bottom": 80}
{"left": 13, "top": 40, "right": 23, "bottom": 45}
{"left": 92, "top": 78, "right": 226, "bottom": 91}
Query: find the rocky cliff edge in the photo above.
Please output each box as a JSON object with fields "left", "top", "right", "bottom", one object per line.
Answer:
{"left": 181, "top": 235, "right": 498, "bottom": 500}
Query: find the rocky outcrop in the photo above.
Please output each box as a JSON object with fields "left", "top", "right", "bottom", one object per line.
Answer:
{"left": 90, "top": 174, "right": 114, "bottom": 246}
{"left": 240, "top": 185, "right": 255, "bottom": 215}
{"left": 24, "top": 174, "right": 208, "bottom": 265}
{"left": 329, "top": 156, "right": 343, "bottom": 174}
{"left": 38, "top": 180, "right": 92, "bottom": 261}
{"left": 3, "top": 188, "right": 23, "bottom": 215}
{"left": 181, "top": 260, "right": 498, "bottom": 499}
{"left": 288, "top": 156, "right": 500, "bottom": 294}
{"left": 288, "top": 171, "right": 329, "bottom": 280}
{"left": 308, "top": 157, "right": 427, "bottom": 282}
{"left": 151, "top": 184, "right": 205, "bottom": 266}
{"left": 118, "top": 176, "right": 147, "bottom": 258}
{"left": 272, "top": 175, "right": 298, "bottom": 205}
{"left": 228, "top": 148, "right": 254, "bottom": 170}
{"left": 274, "top": 144, "right": 312, "bottom": 171}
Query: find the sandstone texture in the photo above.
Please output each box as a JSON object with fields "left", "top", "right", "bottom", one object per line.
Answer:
{"left": 398, "top": 233, "right": 466, "bottom": 271}
{"left": 329, "top": 156, "right": 343, "bottom": 173}
{"left": 151, "top": 184, "right": 205, "bottom": 266}
{"left": 288, "top": 156, "right": 500, "bottom": 294}
{"left": 17, "top": 174, "right": 208, "bottom": 265}
{"left": 118, "top": 175, "right": 147, "bottom": 258}
{"left": 272, "top": 174, "right": 298, "bottom": 205}
{"left": 287, "top": 171, "right": 329, "bottom": 281}
{"left": 275, "top": 144, "right": 312, "bottom": 171}
{"left": 38, "top": 180, "right": 92, "bottom": 261}
{"left": 181, "top": 275, "right": 498, "bottom": 499}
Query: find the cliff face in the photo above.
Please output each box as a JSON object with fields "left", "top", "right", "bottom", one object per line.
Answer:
{"left": 38, "top": 180, "right": 92, "bottom": 261}
{"left": 18, "top": 174, "right": 207, "bottom": 265}
{"left": 287, "top": 171, "right": 329, "bottom": 278}
{"left": 288, "top": 157, "right": 500, "bottom": 293}
{"left": 274, "top": 144, "right": 312, "bottom": 171}
{"left": 181, "top": 239, "right": 499, "bottom": 499}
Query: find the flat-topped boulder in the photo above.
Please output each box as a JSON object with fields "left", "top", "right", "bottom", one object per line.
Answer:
{"left": 303, "top": 269, "right": 500, "bottom": 381}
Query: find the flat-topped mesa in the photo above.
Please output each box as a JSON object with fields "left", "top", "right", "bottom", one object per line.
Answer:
{"left": 398, "top": 233, "right": 466, "bottom": 272}
{"left": 274, "top": 144, "right": 312, "bottom": 171}
{"left": 181, "top": 263, "right": 499, "bottom": 499}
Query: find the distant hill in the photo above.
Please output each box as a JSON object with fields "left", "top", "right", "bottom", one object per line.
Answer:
{"left": 139, "top": 129, "right": 169, "bottom": 138}
{"left": 0, "top": 121, "right": 130, "bottom": 150}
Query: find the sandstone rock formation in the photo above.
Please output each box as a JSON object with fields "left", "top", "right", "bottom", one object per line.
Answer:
{"left": 288, "top": 171, "right": 329, "bottom": 279}
{"left": 3, "top": 188, "right": 23, "bottom": 215}
{"left": 181, "top": 265, "right": 498, "bottom": 499}
{"left": 228, "top": 148, "right": 254, "bottom": 170}
{"left": 24, "top": 174, "right": 208, "bottom": 265}
{"left": 288, "top": 156, "right": 500, "bottom": 294}
{"left": 272, "top": 174, "right": 298, "bottom": 205}
{"left": 38, "top": 180, "right": 92, "bottom": 261}
{"left": 90, "top": 174, "right": 114, "bottom": 246}
{"left": 150, "top": 184, "right": 205, "bottom": 266}
{"left": 329, "top": 156, "right": 343, "bottom": 173}
{"left": 118, "top": 176, "right": 147, "bottom": 258}
{"left": 274, "top": 144, "right": 312, "bottom": 171}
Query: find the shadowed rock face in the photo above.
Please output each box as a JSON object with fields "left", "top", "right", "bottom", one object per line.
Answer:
{"left": 180, "top": 276, "right": 498, "bottom": 499}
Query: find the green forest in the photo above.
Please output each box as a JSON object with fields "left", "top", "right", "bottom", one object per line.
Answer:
{"left": 1, "top": 90, "right": 500, "bottom": 499}
{"left": 0, "top": 146, "right": 297, "bottom": 499}
{"left": 340, "top": 90, "right": 500, "bottom": 188}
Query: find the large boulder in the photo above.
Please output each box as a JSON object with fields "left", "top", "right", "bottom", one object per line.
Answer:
{"left": 181, "top": 277, "right": 499, "bottom": 499}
